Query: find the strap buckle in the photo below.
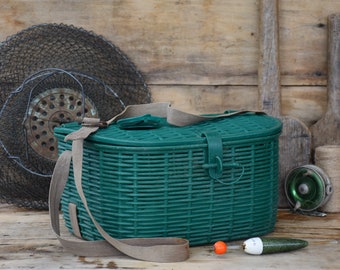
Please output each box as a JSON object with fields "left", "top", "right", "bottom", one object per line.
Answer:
{"left": 81, "top": 117, "right": 108, "bottom": 128}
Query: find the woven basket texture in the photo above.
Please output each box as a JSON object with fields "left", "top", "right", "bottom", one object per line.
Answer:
{"left": 55, "top": 113, "right": 282, "bottom": 246}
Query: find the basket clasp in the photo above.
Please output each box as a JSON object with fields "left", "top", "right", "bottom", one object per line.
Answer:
{"left": 202, "top": 132, "right": 223, "bottom": 179}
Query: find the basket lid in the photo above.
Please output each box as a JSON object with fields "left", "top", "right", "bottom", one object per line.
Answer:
{"left": 54, "top": 112, "right": 282, "bottom": 147}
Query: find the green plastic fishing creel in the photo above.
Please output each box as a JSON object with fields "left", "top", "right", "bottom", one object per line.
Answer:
{"left": 54, "top": 112, "right": 282, "bottom": 246}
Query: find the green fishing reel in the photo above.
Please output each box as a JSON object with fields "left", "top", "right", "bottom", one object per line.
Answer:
{"left": 285, "top": 165, "right": 333, "bottom": 214}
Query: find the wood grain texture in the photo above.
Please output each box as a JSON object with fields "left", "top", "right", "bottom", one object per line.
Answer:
{"left": 150, "top": 85, "right": 327, "bottom": 127}
{"left": 258, "top": 0, "right": 281, "bottom": 116}
{"left": 279, "top": 0, "right": 334, "bottom": 86}
{"left": 0, "top": 0, "right": 259, "bottom": 86}
{"left": 150, "top": 85, "right": 259, "bottom": 114}
{"left": 312, "top": 13, "right": 340, "bottom": 150}
{"left": 258, "top": 0, "right": 311, "bottom": 208}
{"left": 281, "top": 86, "right": 326, "bottom": 127}
{"left": 1, "top": 204, "right": 339, "bottom": 269}
{"left": 0, "top": 0, "right": 339, "bottom": 126}
{"left": 0, "top": 0, "right": 336, "bottom": 86}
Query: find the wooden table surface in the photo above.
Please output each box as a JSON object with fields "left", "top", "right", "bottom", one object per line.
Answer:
{"left": 0, "top": 203, "right": 339, "bottom": 269}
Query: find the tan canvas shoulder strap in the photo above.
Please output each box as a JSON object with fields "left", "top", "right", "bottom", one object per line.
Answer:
{"left": 49, "top": 149, "right": 190, "bottom": 262}
{"left": 49, "top": 103, "right": 263, "bottom": 262}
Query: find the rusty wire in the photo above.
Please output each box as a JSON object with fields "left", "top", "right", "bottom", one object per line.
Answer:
{"left": 0, "top": 24, "right": 151, "bottom": 209}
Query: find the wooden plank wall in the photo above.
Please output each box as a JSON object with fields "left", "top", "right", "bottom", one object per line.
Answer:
{"left": 0, "top": 0, "right": 339, "bottom": 126}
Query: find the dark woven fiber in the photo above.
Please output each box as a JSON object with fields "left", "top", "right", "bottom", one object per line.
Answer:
{"left": 0, "top": 24, "right": 151, "bottom": 209}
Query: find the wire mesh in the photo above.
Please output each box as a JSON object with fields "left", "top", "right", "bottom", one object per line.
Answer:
{"left": 0, "top": 24, "right": 151, "bottom": 209}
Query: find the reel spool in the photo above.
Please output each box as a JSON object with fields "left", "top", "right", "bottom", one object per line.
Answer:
{"left": 285, "top": 165, "right": 333, "bottom": 213}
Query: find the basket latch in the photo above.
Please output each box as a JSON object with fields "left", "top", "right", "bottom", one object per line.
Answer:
{"left": 202, "top": 132, "right": 223, "bottom": 179}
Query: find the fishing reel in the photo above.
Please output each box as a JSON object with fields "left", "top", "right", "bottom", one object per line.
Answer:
{"left": 285, "top": 165, "right": 333, "bottom": 216}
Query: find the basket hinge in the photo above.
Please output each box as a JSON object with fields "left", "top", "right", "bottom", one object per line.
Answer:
{"left": 202, "top": 132, "right": 223, "bottom": 179}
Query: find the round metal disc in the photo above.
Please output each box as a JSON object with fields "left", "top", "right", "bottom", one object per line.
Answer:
{"left": 0, "top": 23, "right": 151, "bottom": 209}
{"left": 24, "top": 88, "right": 98, "bottom": 161}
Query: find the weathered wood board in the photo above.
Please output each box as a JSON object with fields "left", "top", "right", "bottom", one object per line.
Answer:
{"left": 0, "top": 0, "right": 259, "bottom": 86}
{"left": 0, "top": 0, "right": 335, "bottom": 84}
{"left": 0, "top": 0, "right": 338, "bottom": 125}
{"left": 279, "top": 0, "right": 335, "bottom": 86}
{"left": 312, "top": 14, "right": 340, "bottom": 150}
{"left": 150, "top": 85, "right": 326, "bottom": 126}
{"left": 258, "top": 0, "right": 311, "bottom": 207}
{"left": 0, "top": 204, "right": 339, "bottom": 269}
